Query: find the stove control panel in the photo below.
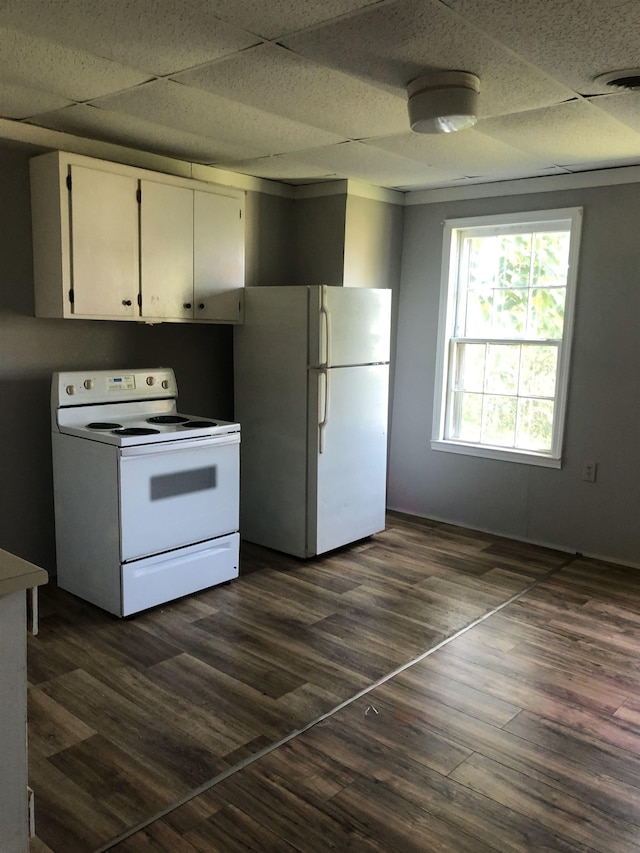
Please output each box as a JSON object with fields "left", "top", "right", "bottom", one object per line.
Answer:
{"left": 53, "top": 368, "right": 177, "bottom": 408}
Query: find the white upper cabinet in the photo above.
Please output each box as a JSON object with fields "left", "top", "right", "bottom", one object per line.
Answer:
{"left": 30, "top": 151, "right": 245, "bottom": 324}
{"left": 140, "top": 180, "right": 194, "bottom": 320}
{"left": 194, "top": 190, "right": 244, "bottom": 322}
{"left": 70, "top": 165, "right": 140, "bottom": 318}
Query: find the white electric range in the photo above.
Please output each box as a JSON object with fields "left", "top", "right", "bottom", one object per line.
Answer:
{"left": 51, "top": 367, "right": 240, "bottom": 616}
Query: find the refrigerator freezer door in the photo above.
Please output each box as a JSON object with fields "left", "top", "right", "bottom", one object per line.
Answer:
{"left": 309, "top": 285, "right": 391, "bottom": 368}
{"left": 307, "top": 363, "right": 389, "bottom": 556}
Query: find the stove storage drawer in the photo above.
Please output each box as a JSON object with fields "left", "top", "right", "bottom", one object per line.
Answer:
{"left": 119, "top": 434, "right": 239, "bottom": 562}
{"left": 121, "top": 533, "right": 239, "bottom": 616}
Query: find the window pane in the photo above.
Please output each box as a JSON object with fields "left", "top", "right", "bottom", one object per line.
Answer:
{"left": 529, "top": 287, "right": 566, "bottom": 338}
{"left": 492, "top": 289, "right": 527, "bottom": 336}
{"left": 497, "top": 234, "right": 531, "bottom": 288}
{"left": 519, "top": 346, "right": 557, "bottom": 398}
{"left": 452, "top": 391, "right": 482, "bottom": 442}
{"left": 485, "top": 344, "right": 519, "bottom": 394}
{"left": 482, "top": 395, "right": 516, "bottom": 447}
{"left": 533, "top": 232, "right": 570, "bottom": 287}
{"left": 516, "top": 399, "right": 554, "bottom": 451}
{"left": 464, "top": 290, "right": 493, "bottom": 336}
{"left": 455, "top": 343, "right": 485, "bottom": 392}
{"left": 468, "top": 236, "right": 498, "bottom": 290}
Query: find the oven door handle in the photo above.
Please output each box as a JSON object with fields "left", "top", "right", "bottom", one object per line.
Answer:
{"left": 120, "top": 433, "right": 240, "bottom": 457}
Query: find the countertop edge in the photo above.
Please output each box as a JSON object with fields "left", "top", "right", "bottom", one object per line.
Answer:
{"left": 0, "top": 549, "right": 48, "bottom": 597}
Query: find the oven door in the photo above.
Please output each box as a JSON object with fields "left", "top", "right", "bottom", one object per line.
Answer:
{"left": 119, "top": 433, "right": 239, "bottom": 561}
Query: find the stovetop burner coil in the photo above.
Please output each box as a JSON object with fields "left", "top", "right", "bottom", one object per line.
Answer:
{"left": 112, "top": 427, "right": 161, "bottom": 436}
{"left": 87, "top": 422, "right": 123, "bottom": 430}
{"left": 147, "top": 415, "right": 190, "bottom": 424}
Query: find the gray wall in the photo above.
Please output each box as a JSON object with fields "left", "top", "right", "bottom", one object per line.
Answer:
{"left": 344, "top": 194, "right": 403, "bottom": 291}
{"left": 291, "top": 194, "right": 347, "bottom": 285}
{"left": 0, "top": 145, "right": 292, "bottom": 571}
{"left": 387, "top": 183, "right": 640, "bottom": 566}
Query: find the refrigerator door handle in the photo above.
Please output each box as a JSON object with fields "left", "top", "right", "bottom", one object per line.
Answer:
{"left": 318, "top": 368, "right": 329, "bottom": 453}
{"left": 319, "top": 285, "right": 332, "bottom": 367}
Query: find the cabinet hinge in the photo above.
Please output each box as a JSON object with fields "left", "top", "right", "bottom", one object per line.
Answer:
{"left": 137, "top": 293, "right": 142, "bottom": 307}
{"left": 66, "top": 174, "right": 72, "bottom": 192}
{"left": 136, "top": 187, "right": 142, "bottom": 204}
{"left": 69, "top": 288, "right": 74, "bottom": 304}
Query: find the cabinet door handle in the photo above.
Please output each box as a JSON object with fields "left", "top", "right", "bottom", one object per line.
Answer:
{"left": 122, "top": 299, "right": 132, "bottom": 306}
{"left": 198, "top": 303, "right": 205, "bottom": 310}
{"left": 183, "top": 302, "right": 192, "bottom": 309}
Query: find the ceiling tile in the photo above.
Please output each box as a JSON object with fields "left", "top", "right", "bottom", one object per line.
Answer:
{"left": 218, "top": 152, "right": 339, "bottom": 182}
{"left": 443, "top": 0, "right": 640, "bottom": 95}
{"left": 0, "top": 81, "right": 71, "bottom": 120}
{"left": 281, "top": 0, "right": 576, "bottom": 114}
{"left": 0, "top": 0, "right": 260, "bottom": 76}
{"left": 172, "top": 43, "right": 409, "bottom": 140}
{"left": 396, "top": 165, "right": 572, "bottom": 191}
{"left": 0, "top": 27, "right": 151, "bottom": 102}
{"left": 91, "top": 79, "right": 347, "bottom": 159}
{"left": 364, "top": 128, "right": 554, "bottom": 177}
{"left": 186, "top": 0, "right": 383, "bottom": 39}
{"left": 476, "top": 100, "right": 640, "bottom": 166}
{"left": 247, "top": 141, "right": 454, "bottom": 189}
{"left": 587, "top": 91, "right": 640, "bottom": 133}
{"left": 32, "top": 103, "right": 246, "bottom": 163}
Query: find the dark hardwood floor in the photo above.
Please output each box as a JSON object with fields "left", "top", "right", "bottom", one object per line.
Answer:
{"left": 26, "top": 513, "right": 640, "bottom": 852}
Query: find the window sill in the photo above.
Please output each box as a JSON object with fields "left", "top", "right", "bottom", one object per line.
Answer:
{"left": 430, "top": 439, "right": 562, "bottom": 468}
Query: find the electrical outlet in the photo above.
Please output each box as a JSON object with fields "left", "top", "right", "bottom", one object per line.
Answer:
{"left": 582, "top": 461, "right": 597, "bottom": 482}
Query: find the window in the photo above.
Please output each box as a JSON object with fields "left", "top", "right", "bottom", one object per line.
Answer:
{"left": 432, "top": 208, "right": 582, "bottom": 467}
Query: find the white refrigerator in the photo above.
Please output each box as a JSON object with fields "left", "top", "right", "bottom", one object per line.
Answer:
{"left": 234, "top": 285, "right": 391, "bottom": 558}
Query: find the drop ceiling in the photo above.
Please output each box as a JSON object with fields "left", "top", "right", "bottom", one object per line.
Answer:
{"left": 2, "top": 0, "right": 640, "bottom": 192}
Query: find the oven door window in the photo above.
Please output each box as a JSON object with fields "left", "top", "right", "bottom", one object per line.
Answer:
{"left": 119, "top": 440, "right": 239, "bottom": 562}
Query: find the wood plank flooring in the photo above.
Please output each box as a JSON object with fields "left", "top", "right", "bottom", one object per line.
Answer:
{"left": 27, "top": 513, "right": 640, "bottom": 851}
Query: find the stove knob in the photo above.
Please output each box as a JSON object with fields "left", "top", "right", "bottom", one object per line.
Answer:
{"left": 65, "top": 384, "right": 75, "bottom": 396}
{"left": 161, "top": 380, "right": 170, "bottom": 389}
{"left": 83, "top": 379, "right": 94, "bottom": 390}
{"left": 146, "top": 376, "right": 155, "bottom": 386}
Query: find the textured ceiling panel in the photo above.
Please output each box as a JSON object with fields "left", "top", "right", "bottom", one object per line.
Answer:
{"left": 2, "top": 0, "right": 640, "bottom": 191}
{"left": 0, "top": 0, "right": 260, "bottom": 76}
{"left": 32, "top": 104, "right": 243, "bottom": 164}
{"left": 173, "top": 43, "right": 408, "bottom": 140}
{"left": 396, "top": 164, "right": 572, "bottom": 192}
{"left": 364, "top": 128, "right": 554, "bottom": 177}
{"left": 188, "top": 0, "right": 383, "bottom": 39}
{"left": 587, "top": 92, "right": 640, "bottom": 134}
{"left": 91, "top": 80, "right": 346, "bottom": 160}
{"left": 0, "top": 82, "right": 71, "bottom": 120}
{"left": 443, "top": 0, "right": 640, "bottom": 94}
{"left": 0, "top": 27, "right": 151, "bottom": 102}
{"left": 281, "top": 0, "right": 576, "bottom": 113}
{"left": 251, "top": 141, "right": 455, "bottom": 188}
{"left": 218, "top": 152, "right": 339, "bottom": 182}
{"left": 477, "top": 101, "right": 640, "bottom": 166}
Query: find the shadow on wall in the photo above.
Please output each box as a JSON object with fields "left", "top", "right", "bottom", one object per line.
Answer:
{"left": 0, "top": 375, "right": 56, "bottom": 570}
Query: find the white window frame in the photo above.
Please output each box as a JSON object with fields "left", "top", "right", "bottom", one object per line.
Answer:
{"left": 432, "top": 207, "right": 582, "bottom": 468}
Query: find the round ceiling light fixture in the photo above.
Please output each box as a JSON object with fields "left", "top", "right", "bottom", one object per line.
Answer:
{"left": 407, "top": 71, "right": 480, "bottom": 133}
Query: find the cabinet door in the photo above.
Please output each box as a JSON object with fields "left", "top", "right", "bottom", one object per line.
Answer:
{"left": 140, "top": 181, "right": 194, "bottom": 319}
{"left": 194, "top": 190, "right": 244, "bottom": 322}
{"left": 69, "top": 165, "right": 139, "bottom": 317}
